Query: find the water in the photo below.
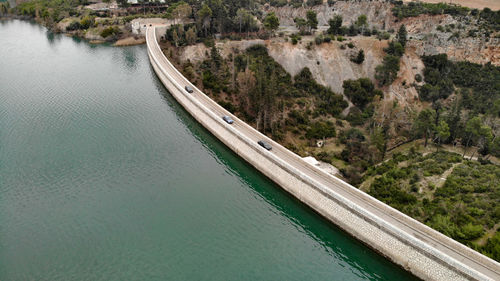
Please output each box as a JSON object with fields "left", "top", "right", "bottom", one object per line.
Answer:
{"left": 0, "top": 20, "right": 417, "bottom": 280}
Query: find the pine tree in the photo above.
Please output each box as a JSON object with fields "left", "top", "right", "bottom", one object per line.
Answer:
{"left": 397, "top": 24, "right": 407, "bottom": 48}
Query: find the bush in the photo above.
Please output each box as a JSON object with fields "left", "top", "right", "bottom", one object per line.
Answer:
{"left": 415, "top": 73, "right": 422, "bottom": 82}
{"left": 100, "top": 26, "right": 120, "bottom": 38}
{"left": 343, "top": 78, "right": 381, "bottom": 109}
{"left": 66, "top": 20, "right": 81, "bottom": 31}
{"left": 315, "top": 35, "right": 323, "bottom": 45}
{"left": 377, "top": 31, "right": 391, "bottom": 40}
{"left": 351, "top": 49, "right": 364, "bottom": 64}
{"left": 80, "top": 15, "right": 94, "bottom": 29}
{"left": 306, "top": 0, "right": 322, "bottom": 6}
{"left": 305, "top": 121, "right": 336, "bottom": 140}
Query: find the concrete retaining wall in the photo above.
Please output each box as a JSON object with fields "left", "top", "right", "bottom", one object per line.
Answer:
{"left": 147, "top": 27, "right": 498, "bottom": 281}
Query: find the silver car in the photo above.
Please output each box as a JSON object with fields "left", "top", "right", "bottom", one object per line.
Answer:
{"left": 222, "top": 116, "right": 234, "bottom": 124}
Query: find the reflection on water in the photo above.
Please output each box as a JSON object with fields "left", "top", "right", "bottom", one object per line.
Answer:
{"left": 0, "top": 20, "right": 416, "bottom": 281}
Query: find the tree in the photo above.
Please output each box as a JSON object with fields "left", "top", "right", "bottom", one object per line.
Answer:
{"left": 117, "top": 0, "right": 129, "bottom": 8}
{"left": 355, "top": 14, "right": 367, "bottom": 34}
{"left": 462, "top": 117, "right": 493, "bottom": 158}
{"left": 236, "top": 8, "right": 254, "bottom": 34}
{"left": 263, "top": 12, "right": 279, "bottom": 34}
{"left": 351, "top": 49, "right": 365, "bottom": 64}
{"left": 172, "top": 2, "right": 192, "bottom": 25}
{"left": 197, "top": 4, "right": 212, "bottom": 37}
{"left": 185, "top": 26, "right": 197, "bottom": 45}
{"left": 294, "top": 17, "right": 307, "bottom": 34}
{"left": 435, "top": 120, "right": 450, "bottom": 148}
{"left": 397, "top": 24, "right": 408, "bottom": 47}
{"left": 342, "top": 78, "right": 381, "bottom": 109}
{"left": 306, "top": 10, "right": 318, "bottom": 33}
{"left": 208, "top": 0, "right": 227, "bottom": 34}
{"left": 371, "top": 127, "right": 387, "bottom": 159}
{"left": 327, "top": 15, "right": 343, "bottom": 35}
{"left": 237, "top": 69, "right": 256, "bottom": 111}
{"left": 414, "top": 109, "right": 435, "bottom": 147}
{"left": 355, "top": 14, "right": 367, "bottom": 27}
{"left": 306, "top": 121, "right": 336, "bottom": 140}
{"left": 172, "top": 29, "right": 179, "bottom": 47}
{"left": 375, "top": 55, "right": 400, "bottom": 86}
{"left": 384, "top": 40, "right": 405, "bottom": 57}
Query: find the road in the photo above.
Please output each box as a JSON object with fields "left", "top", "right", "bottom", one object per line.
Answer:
{"left": 146, "top": 26, "right": 500, "bottom": 281}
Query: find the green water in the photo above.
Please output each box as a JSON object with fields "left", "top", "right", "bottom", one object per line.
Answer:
{"left": 0, "top": 20, "right": 417, "bottom": 280}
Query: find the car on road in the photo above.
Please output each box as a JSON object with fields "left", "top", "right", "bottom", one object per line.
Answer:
{"left": 222, "top": 116, "right": 234, "bottom": 124}
{"left": 258, "top": 140, "right": 272, "bottom": 151}
{"left": 185, "top": 85, "right": 194, "bottom": 93}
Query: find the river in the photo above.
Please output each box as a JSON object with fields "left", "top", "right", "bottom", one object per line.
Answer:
{"left": 0, "top": 20, "right": 416, "bottom": 280}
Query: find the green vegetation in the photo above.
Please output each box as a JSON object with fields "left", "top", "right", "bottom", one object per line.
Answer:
{"left": 327, "top": 14, "right": 375, "bottom": 37}
{"left": 165, "top": 24, "right": 198, "bottom": 46}
{"left": 15, "top": 0, "right": 83, "bottom": 26}
{"left": 420, "top": 54, "right": 500, "bottom": 113}
{"left": 366, "top": 151, "right": 500, "bottom": 260}
{"left": 263, "top": 12, "right": 280, "bottom": 33}
{"left": 392, "top": 1, "right": 470, "bottom": 19}
{"left": 416, "top": 54, "right": 499, "bottom": 159}
{"left": 100, "top": 26, "right": 121, "bottom": 38}
{"left": 187, "top": 44, "right": 346, "bottom": 141}
{"left": 350, "top": 49, "right": 365, "bottom": 64}
{"left": 391, "top": 1, "right": 499, "bottom": 33}
{"left": 375, "top": 55, "right": 400, "bottom": 86}
{"left": 375, "top": 24, "right": 407, "bottom": 86}
{"left": 343, "top": 78, "right": 381, "bottom": 109}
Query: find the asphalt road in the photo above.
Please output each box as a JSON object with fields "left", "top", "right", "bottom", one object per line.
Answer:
{"left": 146, "top": 26, "right": 500, "bottom": 281}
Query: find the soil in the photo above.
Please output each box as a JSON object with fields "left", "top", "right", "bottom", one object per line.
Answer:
{"left": 114, "top": 36, "right": 146, "bottom": 46}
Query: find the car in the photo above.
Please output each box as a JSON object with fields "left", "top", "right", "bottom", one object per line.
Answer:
{"left": 222, "top": 116, "right": 234, "bottom": 124}
{"left": 185, "top": 85, "right": 194, "bottom": 93}
{"left": 258, "top": 140, "right": 272, "bottom": 151}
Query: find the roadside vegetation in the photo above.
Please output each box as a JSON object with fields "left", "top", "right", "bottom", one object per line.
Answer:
{"left": 364, "top": 150, "right": 500, "bottom": 261}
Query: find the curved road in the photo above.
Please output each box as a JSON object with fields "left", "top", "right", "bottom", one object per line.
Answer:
{"left": 146, "top": 26, "right": 500, "bottom": 281}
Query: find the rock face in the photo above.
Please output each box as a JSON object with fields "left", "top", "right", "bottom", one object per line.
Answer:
{"left": 181, "top": 36, "right": 386, "bottom": 97}
{"left": 178, "top": 0, "right": 498, "bottom": 110}
{"left": 266, "top": 37, "right": 385, "bottom": 95}
{"left": 267, "top": 0, "right": 394, "bottom": 30}
{"left": 399, "top": 14, "right": 500, "bottom": 66}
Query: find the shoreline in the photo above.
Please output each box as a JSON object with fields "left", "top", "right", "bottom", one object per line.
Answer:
{"left": 1, "top": 17, "right": 146, "bottom": 47}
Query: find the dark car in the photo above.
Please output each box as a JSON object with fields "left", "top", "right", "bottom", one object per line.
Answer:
{"left": 185, "top": 85, "right": 194, "bottom": 93}
{"left": 258, "top": 140, "right": 272, "bottom": 151}
{"left": 222, "top": 116, "right": 234, "bottom": 124}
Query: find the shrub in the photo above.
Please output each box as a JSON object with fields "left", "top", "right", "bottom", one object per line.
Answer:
{"left": 100, "top": 26, "right": 120, "bottom": 38}
{"left": 351, "top": 49, "right": 364, "bottom": 64}
{"left": 66, "top": 20, "right": 81, "bottom": 31}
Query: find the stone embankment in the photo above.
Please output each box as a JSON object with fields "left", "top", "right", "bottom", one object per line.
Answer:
{"left": 147, "top": 25, "right": 500, "bottom": 281}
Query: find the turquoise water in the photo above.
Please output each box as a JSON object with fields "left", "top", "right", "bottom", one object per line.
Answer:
{"left": 0, "top": 20, "right": 417, "bottom": 280}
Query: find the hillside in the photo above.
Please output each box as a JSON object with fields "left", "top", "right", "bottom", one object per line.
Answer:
{"left": 158, "top": 0, "right": 500, "bottom": 261}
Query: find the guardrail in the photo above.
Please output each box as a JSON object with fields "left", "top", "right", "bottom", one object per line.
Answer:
{"left": 146, "top": 26, "right": 500, "bottom": 281}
